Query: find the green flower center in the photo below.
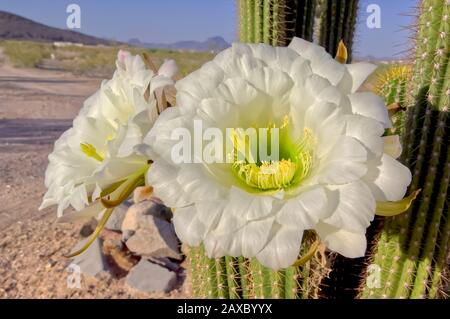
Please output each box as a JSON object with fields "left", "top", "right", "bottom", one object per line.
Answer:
{"left": 231, "top": 117, "right": 315, "bottom": 191}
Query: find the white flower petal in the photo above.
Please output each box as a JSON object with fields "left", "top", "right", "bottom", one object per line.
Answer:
{"left": 315, "top": 222, "right": 367, "bottom": 258}
{"left": 304, "top": 101, "right": 344, "bottom": 143}
{"left": 246, "top": 66, "right": 293, "bottom": 114}
{"left": 290, "top": 75, "right": 334, "bottom": 135}
{"left": 213, "top": 77, "right": 263, "bottom": 107}
{"left": 256, "top": 224, "right": 303, "bottom": 270}
{"left": 288, "top": 37, "right": 345, "bottom": 85}
{"left": 343, "top": 114, "right": 385, "bottom": 156}
{"left": 173, "top": 205, "right": 205, "bottom": 246}
{"left": 177, "top": 164, "right": 227, "bottom": 202}
{"left": 292, "top": 74, "right": 332, "bottom": 109}
{"left": 227, "top": 187, "right": 275, "bottom": 221}
{"left": 248, "top": 43, "right": 301, "bottom": 73}
{"left": 348, "top": 92, "right": 391, "bottom": 128}
{"left": 383, "top": 135, "right": 403, "bottom": 159}
{"left": 57, "top": 201, "right": 105, "bottom": 223}
{"left": 144, "top": 106, "right": 191, "bottom": 164}
{"left": 345, "top": 62, "right": 377, "bottom": 93}
{"left": 158, "top": 59, "right": 178, "bottom": 78}
{"left": 324, "top": 181, "right": 376, "bottom": 233}
{"left": 195, "top": 201, "right": 226, "bottom": 231}
{"left": 364, "top": 154, "right": 412, "bottom": 201}
{"left": 175, "top": 61, "right": 224, "bottom": 111}
{"left": 277, "top": 186, "right": 330, "bottom": 227}
{"left": 146, "top": 161, "right": 192, "bottom": 207}
{"left": 217, "top": 49, "right": 265, "bottom": 79}
{"left": 216, "top": 217, "right": 275, "bottom": 258}
{"left": 197, "top": 98, "right": 238, "bottom": 127}
{"left": 314, "top": 136, "right": 368, "bottom": 185}
{"left": 94, "top": 155, "right": 147, "bottom": 189}
{"left": 203, "top": 233, "right": 227, "bottom": 258}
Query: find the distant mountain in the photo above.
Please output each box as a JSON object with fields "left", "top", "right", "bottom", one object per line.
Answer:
{"left": 129, "top": 36, "right": 230, "bottom": 53}
{"left": 0, "top": 11, "right": 113, "bottom": 45}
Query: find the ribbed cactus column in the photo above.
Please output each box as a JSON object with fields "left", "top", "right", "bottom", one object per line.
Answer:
{"left": 319, "top": 0, "right": 359, "bottom": 62}
{"left": 238, "top": 0, "right": 317, "bottom": 46}
{"left": 187, "top": 233, "right": 325, "bottom": 299}
{"left": 238, "top": 0, "right": 358, "bottom": 60}
{"left": 361, "top": 0, "right": 450, "bottom": 299}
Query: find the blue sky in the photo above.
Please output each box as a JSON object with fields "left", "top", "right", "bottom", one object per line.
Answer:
{"left": 0, "top": 0, "right": 418, "bottom": 58}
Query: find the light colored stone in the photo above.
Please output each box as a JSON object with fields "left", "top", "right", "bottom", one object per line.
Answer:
{"left": 121, "top": 206, "right": 139, "bottom": 232}
{"left": 105, "top": 201, "right": 131, "bottom": 231}
{"left": 121, "top": 201, "right": 172, "bottom": 233}
{"left": 71, "top": 238, "right": 108, "bottom": 277}
{"left": 125, "top": 216, "right": 181, "bottom": 260}
{"left": 133, "top": 186, "right": 153, "bottom": 204}
{"left": 126, "top": 259, "right": 178, "bottom": 293}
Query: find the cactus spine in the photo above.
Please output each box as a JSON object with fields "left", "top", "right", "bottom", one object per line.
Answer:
{"left": 361, "top": 0, "right": 450, "bottom": 299}
{"left": 319, "top": 0, "right": 359, "bottom": 62}
{"left": 238, "top": 0, "right": 317, "bottom": 45}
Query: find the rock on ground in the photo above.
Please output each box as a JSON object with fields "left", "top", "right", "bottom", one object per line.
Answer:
{"left": 71, "top": 238, "right": 108, "bottom": 278}
{"left": 0, "top": 217, "right": 190, "bottom": 298}
{"left": 125, "top": 219, "right": 182, "bottom": 260}
{"left": 105, "top": 201, "right": 131, "bottom": 231}
{"left": 121, "top": 201, "right": 173, "bottom": 233}
{"left": 126, "top": 259, "right": 178, "bottom": 293}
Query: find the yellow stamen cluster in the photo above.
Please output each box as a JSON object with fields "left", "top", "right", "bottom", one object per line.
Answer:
{"left": 233, "top": 159, "right": 298, "bottom": 190}
{"left": 231, "top": 116, "right": 315, "bottom": 191}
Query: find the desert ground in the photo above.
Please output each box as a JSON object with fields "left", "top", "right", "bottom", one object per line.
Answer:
{"left": 0, "top": 59, "right": 190, "bottom": 298}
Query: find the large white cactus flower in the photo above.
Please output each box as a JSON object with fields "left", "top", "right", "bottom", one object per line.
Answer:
{"left": 40, "top": 50, "right": 177, "bottom": 217}
{"left": 144, "top": 38, "right": 412, "bottom": 270}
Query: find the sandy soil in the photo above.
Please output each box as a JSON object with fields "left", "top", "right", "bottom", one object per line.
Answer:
{"left": 0, "top": 63, "right": 189, "bottom": 298}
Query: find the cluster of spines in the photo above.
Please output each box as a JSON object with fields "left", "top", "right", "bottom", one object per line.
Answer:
{"left": 361, "top": 0, "right": 450, "bottom": 299}
{"left": 318, "top": 0, "right": 359, "bottom": 62}
{"left": 238, "top": 0, "right": 317, "bottom": 46}
{"left": 374, "top": 65, "right": 412, "bottom": 134}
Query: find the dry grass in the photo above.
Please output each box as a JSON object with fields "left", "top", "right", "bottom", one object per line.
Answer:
{"left": 0, "top": 40, "right": 214, "bottom": 77}
{"left": 0, "top": 40, "right": 52, "bottom": 67}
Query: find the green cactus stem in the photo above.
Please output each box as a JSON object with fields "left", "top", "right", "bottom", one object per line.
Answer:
{"left": 187, "top": 231, "right": 327, "bottom": 299}
{"left": 238, "top": 0, "right": 317, "bottom": 46}
{"left": 238, "top": 0, "right": 358, "bottom": 61}
{"left": 360, "top": 0, "right": 450, "bottom": 299}
{"left": 319, "top": 0, "right": 359, "bottom": 62}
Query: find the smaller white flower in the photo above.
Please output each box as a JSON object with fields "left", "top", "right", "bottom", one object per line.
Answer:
{"left": 40, "top": 51, "right": 176, "bottom": 218}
